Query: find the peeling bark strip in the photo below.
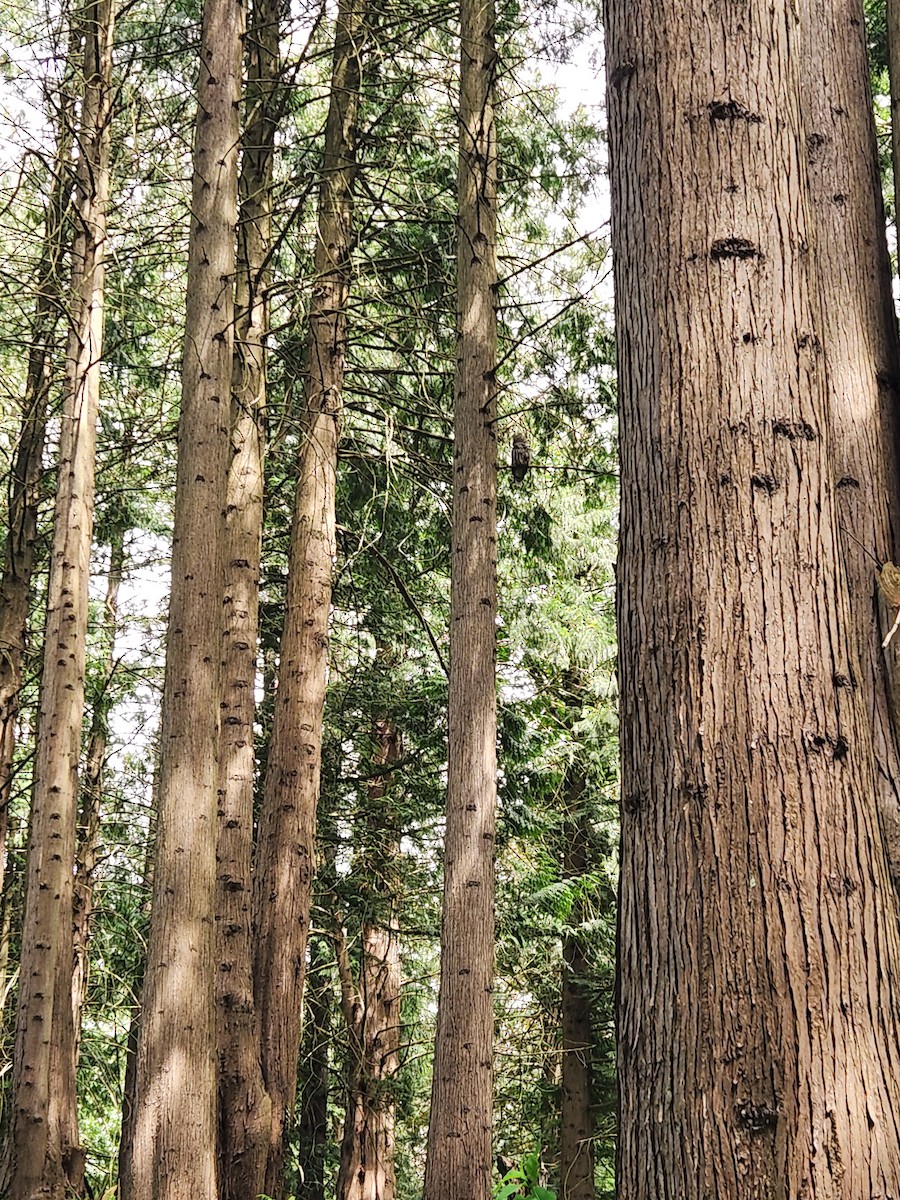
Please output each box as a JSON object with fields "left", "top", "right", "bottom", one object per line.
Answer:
{"left": 214, "top": 0, "right": 278, "bottom": 1189}
{"left": 122, "top": 0, "right": 242, "bottom": 1193}
{"left": 422, "top": 0, "right": 498, "bottom": 1197}
{"left": 6, "top": 1, "right": 113, "bottom": 1193}
{"left": 801, "top": 0, "right": 900, "bottom": 891}
{"left": 605, "top": 0, "right": 900, "bottom": 1195}
{"left": 251, "top": 0, "right": 366, "bottom": 1194}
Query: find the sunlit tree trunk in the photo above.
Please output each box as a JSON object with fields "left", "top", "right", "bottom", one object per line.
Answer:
{"left": 606, "top": 0, "right": 900, "bottom": 1194}
{"left": 123, "top": 0, "right": 242, "bottom": 1190}
{"left": 801, "top": 0, "right": 900, "bottom": 887}
{"left": 5, "top": 1, "right": 112, "bottom": 1193}
{"left": 215, "top": 0, "right": 279, "bottom": 1189}
{"left": 252, "top": 1, "right": 366, "bottom": 1191}
{"left": 423, "top": 0, "right": 498, "bottom": 1196}
{"left": 337, "top": 720, "right": 402, "bottom": 1200}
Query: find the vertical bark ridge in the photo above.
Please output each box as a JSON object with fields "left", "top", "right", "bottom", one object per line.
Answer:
{"left": 606, "top": 0, "right": 900, "bottom": 1194}
{"left": 123, "top": 0, "right": 242, "bottom": 1191}
{"left": 423, "top": 0, "right": 498, "bottom": 1197}
{"left": 252, "top": 1, "right": 367, "bottom": 1192}
{"left": 6, "top": 0, "right": 113, "bottom": 1192}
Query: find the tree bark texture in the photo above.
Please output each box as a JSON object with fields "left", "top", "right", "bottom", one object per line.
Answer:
{"left": 801, "top": 0, "right": 900, "bottom": 888}
{"left": 6, "top": 2, "right": 112, "bottom": 1192}
{"left": 336, "top": 720, "right": 402, "bottom": 1200}
{"left": 422, "top": 1, "right": 498, "bottom": 1197}
{"left": 252, "top": 1, "right": 366, "bottom": 1193}
{"left": 215, "top": 0, "right": 278, "bottom": 1190}
{"left": 296, "top": 936, "right": 333, "bottom": 1200}
{"left": 559, "top": 763, "right": 593, "bottom": 1200}
{"left": 606, "top": 1, "right": 900, "bottom": 1195}
{"left": 71, "top": 525, "right": 125, "bottom": 1064}
{"left": 123, "top": 0, "right": 241, "bottom": 1192}
{"left": 888, "top": 0, "right": 900, "bottom": 298}
{"left": 0, "top": 43, "right": 77, "bottom": 913}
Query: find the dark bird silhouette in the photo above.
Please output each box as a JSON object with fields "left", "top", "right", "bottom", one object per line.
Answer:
{"left": 511, "top": 435, "right": 530, "bottom": 482}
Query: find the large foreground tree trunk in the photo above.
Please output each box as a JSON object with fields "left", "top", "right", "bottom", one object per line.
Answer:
{"left": 5, "top": 1, "right": 113, "bottom": 1192}
{"left": 606, "top": 0, "right": 900, "bottom": 1194}
{"left": 422, "top": 1, "right": 498, "bottom": 1197}
{"left": 123, "top": 0, "right": 242, "bottom": 1191}
{"left": 215, "top": 0, "right": 278, "bottom": 1190}
{"left": 252, "top": 1, "right": 366, "bottom": 1192}
{"left": 801, "top": 0, "right": 900, "bottom": 888}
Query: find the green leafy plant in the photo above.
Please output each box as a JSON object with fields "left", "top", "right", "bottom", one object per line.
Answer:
{"left": 493, "top": 1150, "right": 557, "bottom": 1200}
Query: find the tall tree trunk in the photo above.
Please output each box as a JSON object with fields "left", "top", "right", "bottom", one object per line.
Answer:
{"left": 0, "top": 34, "right": 77, "bottom": 911}
{"left": 801, "top": 0, "right": 900, "bottom": 887}
{"left": 422, "top": 1, "right": 498, "bottom": 1197}
{"left": 559, "top": 738, "right": 593, "bottom": 1200}
{"left": 336, "top": 720, "right": 402, "bottom": 1200}
{"left": 71, "top": 524, "right": 125, "bottom": 1056}
{"left": 252, "top": 1, "right": 366, "bottom": 1192}
{"left": 605, "top": 0, "right": 900, "bottom": 1195}
{"left": 887, "top": 0, "right": 900, "bottom": 281}
{"left": 295, "top": 936, "right": 333, "bottom": 1200}
{"left": 5, "top": 0, "right": 112, "bottom": 1192}
{"left": 215, "top": 0, "right": 278, "bottom": 1189}
{"left": 122, "top": 0, "right": 242, "bottom": 1190}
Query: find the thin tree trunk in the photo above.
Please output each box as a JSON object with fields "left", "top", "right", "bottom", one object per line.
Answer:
{"left": 215, "top": 0, "right": 278, "bottom": 1189}
{"left": 0, "top": 34, "right": 77, "bottom": 912}
{"left": 606, "top": 0, "right": 900, "bottom": 1194}
{"left": 422, "top": 0, "right": 498, "bottom": 1196}
{"left": 336, "top": 720, "right": 402, "bottom": 1200}
{"left": 122, "top": 0, "right": 242, "bottom": 1190}
{"left": 559, "top": 760, "right": 593, "bottom": 1200}
{"left": 887, "top": 0, "right": 900, "bottom": 289}
{"left": 5, "top": 0, "right": 112, "bottom": 1192}
{"left": 71, "top": 525, "right": 124, "bottom": 1058}
{"left": 252, "top": 2, "right": 366, "bottom": 1192}
{"left": 296, "top": 936, "right": 333, "bottom": 1200}
{"left": 802, "top": 0, "right": 900, "bottom": 887}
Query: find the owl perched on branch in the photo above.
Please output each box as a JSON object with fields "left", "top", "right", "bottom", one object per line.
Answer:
{"left": 511, "top": 435, "right": 531, "bottom": 483}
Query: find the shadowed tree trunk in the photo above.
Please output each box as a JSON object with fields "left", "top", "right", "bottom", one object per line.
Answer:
{"left": 71, "top": 524, "right": 125, "bottom": 1061}
{"left": 122, "top": 0, "right": 242, "bottom": 1191}
{"left": 252, "top": 1, "right": 367, "bottom": 1192}
{"left": 215, "top": 0, "right": 279, "bottom": 1190}
{"left": 423, "top": 0, "right": 498, "bottom": 1196}
{"left": 296, "top": 935, "right": 333, "bottom": 1200}
{"left": 605, "top": 0, "right": 900, "bottom": 1194}
{"left": 336, "top": 720, "right": 402, "bottom": 1200}
{"left": 801, "top": 0, "right": 900, "bottom": 889}
{"left": 5, "top": 1, "right": 113, "bottom": 1192}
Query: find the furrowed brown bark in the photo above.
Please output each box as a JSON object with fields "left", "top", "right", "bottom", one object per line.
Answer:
{"left": 422, "top": 0, "right": 498, "bottom": 1196}
{"left": 71, "top": 524, "right": 124, "bottom": 1059}
{"left": 0, "top": 37, "right": 77, "bottom": 913}
{"left": 6, "top": 1, "right": 112, "bottom": 1192}
{"left": 336, "top": 720, "right": 402, "bottom": 1200}
{"left": 606, "top": 0, "right": 900, "bottom": 1194}
{"left": 252, "top": 1, "right": 366, "bottom": 1192}
{"left": 123, "top": 0, "right": 242, "bottom": 1191}
{"left": 801, "top": 0, "right": 900, "bottom": 887}
{"left": 559, "top": 762, "right": 593, "bottom": 1200}
{"left": 215, "top": 0, "right": 278, "bottom": 1189}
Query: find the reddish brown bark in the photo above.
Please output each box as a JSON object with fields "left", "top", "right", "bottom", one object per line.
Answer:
{"left": 6, "top": 2, "right": 113, "bottom": 1191}
{"left": 215, "top": 0, "right": 279, "bottom": 1189}
{"left": 606, "top": 0, "right": 900, "bottom": 1193}
{"left": 123, "top": 0, "right": 242, "bottom": 1191}
{"left": 423, "top": 0, "right": 498, "bottom": 1196}
{"left": 252, "top": 2, "right": 366, "bottom": 1192}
